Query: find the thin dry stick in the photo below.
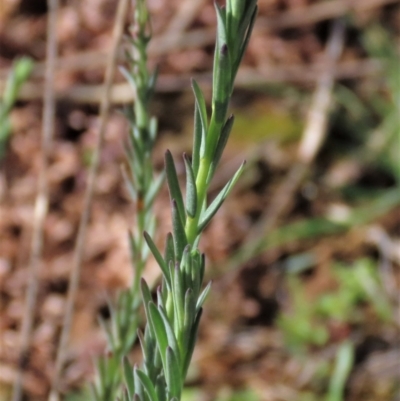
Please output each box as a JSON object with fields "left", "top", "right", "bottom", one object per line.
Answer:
{"left": 243, "top": 19, "right": 346, "bottom": 258}
{"left": 163, "top": 0, "right": 206, "bottom": 36}
{"left": 48, "top": 0, "right": 130, "bottom": 400}
{"left": 257, "top": 0, "right": 400, "bottom": 31}
{"left": 1, "top": 0, "right": 396, "bottom": 81}
{"left": 0, "top": 27, "right": 216, "bottom": 80}
{"left": 0, "top": 59, "right": 383, "bottom": 104}
{"left": 12, "top": 1, "right": 59, "bottom": 400}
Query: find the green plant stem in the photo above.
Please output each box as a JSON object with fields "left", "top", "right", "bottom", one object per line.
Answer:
{"left": 91, "top": 1, "right": 160, "bottom": 399}
{"left": 123, "top": 3, "right": 258, "bottom": 401}
{"left": 186, "top": 116, "right": 224, "bottom": 245}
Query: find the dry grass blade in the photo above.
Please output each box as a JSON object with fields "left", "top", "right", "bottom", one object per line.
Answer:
{"left": 0, "top": 0, "right": 395, "bottom": 82}
{"left": 257, "top": 0, "right": 399, "bottom": 31}
{"left": 0, "top": 59, "right": 384, "bottom": 104}
{"left": 47, "top": 0, "right": 130, "bottom": 400}
{"left": 11, "top": 1, "right": 59, "bottom": 401}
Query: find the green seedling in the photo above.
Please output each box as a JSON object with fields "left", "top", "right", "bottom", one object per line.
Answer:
{"left": 278, "top": 257, "right": 393, "bottom": 353}
{"left": 0, "top": 57, "right": 33, "bottom": 159}
{"left": 91, "top": 1, "right": 161, "bottom": 399}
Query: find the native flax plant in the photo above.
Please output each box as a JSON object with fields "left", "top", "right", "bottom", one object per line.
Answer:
{"left": 91, "top": 1, "right": 161, "bottom": 400}
{"left": 122, "top": 2, "right": 258, "bottom": 400}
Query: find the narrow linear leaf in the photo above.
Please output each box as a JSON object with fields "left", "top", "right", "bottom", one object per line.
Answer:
{"left": 144, "top": 231, "right": 170, "bottom": 286}
{"left": 120, "top": 65, "right": 138, "bottom": 94}
{"left": 128, "top": 231, "right": 139, "bottom": 262}
{"left": 192, "top": 105, "right": 202, "bottom": 177}
{"left": 165, "top": 150, "right": 186, "bottom": 225}
{"left": 214, "top": 3, "right": 228, "bottom": 52}
{"left": 137, "top": 330, "right": 149, "bottom": 366}
{"left": 165, "top": 347, "right": 182, "bottom": 398}
{"left": 208, "top": 114, "right": 235, "bottom": 183}
{"left": 234, "top": 6, "right": 258, "bottom": 79}
{"left": 237, "top": 0, "right": 258, "bottom": 41}
{"left": 136, "top": 368, "right": 159, "bottom": 401}
{"left": 181, "top": 245, "right": 192, "bottom": 289}
{"left": 183, "top": 308, "right": 203, "bottom": 377}
{"left": 148, "top": 302, "right": 169, "bottom": 371}
{"left": 172, "top": 200, "right": 188, "bottom": 260}
{"left": 191, "top": 252, "right": 205, "bottom": 297}
{"left": 121, "top": 165, "right": 137, "bottom": 203}
{"left": 123, "top": 358, "right": 135, "bottom": 398}
{"left": 173, "top": 263, "right": 184, "bottom": 332}
{"left": 191, "top": 79, "right": 208, "bottom": 158}
{"left": 141, "top": 279, "right": 155, "bottom": 340}
{"left": 198, "top": 161, "right": 246, "bottom": 233}
{"left": 144, "top": 171, "right": 165, "bottom": 210}
{"left": 147, "top": 66, "right": 159, "bottom": 100}
{"left": 155, "top": 375, "right": 167, "bottom": 401}
{"left": 183, "top": 153, "right": 197, "bottom": 218}
{"left": 157, "top": 285, "right": 167, "bottom": 311}
{"left": 158, "top": 306, "right": 181, "bottom": 367}
{"left": 213, "top": 43, "right": 231, "bottom": 123}
{"left": 134, "top": 365, "right": 145, "bottom": 400}
{"left": 196, "top": 281, "right": 212, "bottom": 311}
{"left": 164, "top": 232, "right": 175, "bottom": 267}
{"left": 183, "top": 288, "right": 196, "bottom": 351}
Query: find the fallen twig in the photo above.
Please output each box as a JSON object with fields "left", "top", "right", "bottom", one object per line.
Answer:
{"left": 257, "top": 0, "right": 399, "bottom": 31}
{"left": 0, "top": 59, "right": 383, "bottom": 104}
{"left": 12, "top": 1, "right": 59, "bottom": 400}
{"left": 47, "top": 0, "right": 130, "bottom": 400}
{"left": 0, "top": 0, "right": 396, "bottom": 80}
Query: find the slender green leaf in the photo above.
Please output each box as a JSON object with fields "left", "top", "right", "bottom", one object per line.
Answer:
{"left": 237, "top": 0, "right": 257, "bottom": 38}
{"left": 182, "top": 288, "right": 196, "bottom": 352}
{"left": 165, "top": 150, "right": 186, "bottom": 224}
{"left": 120, "top": 66, "right": 138, "bottom": 94}
{"left": 214, "top": 3, "right": 228, "bottom": 51}
{"left": 192, "top": 105, "right": 202, "bottom": 177}
{"left": 173, "top": 263, "right": 184, "bottom": 332}
{"left": 158, "top": 306, "right": 181, "bottom": 366}
{"left": 172, "top": 200, "right": 188, "bottom": 260}
{"left": 121, "top": 166, "right": 137, "bottom": 203}
{"left": 155, "top": 375, "right": 167, "bottom": 401}
{"left": 198, "top": 161, "right": 246, "bottom": 233}
{"left": 183, "top": 153, "right": 197, "bottom": 218}
{"left": 234, "top": 6, "right": 257, "bottom": 79}
{"left": 134, "top": 366, "right": 145, "bottom": 401}
{"left": 148, "top": 303, "right": 169, "bottom": 370}
{"left": 183, "top": 308, "right": 203, "bottom": 377}
{"left": 144, "top": 231, "right": 170, "bottom": 286}
{"left": 165, "top": 347, "right": 182, "bottom": 398}
{"left": 191, "top": 79, "right": 208, "bottom": 158}
{"left": 144, "top": 171, "right": 165, "bottom": 210}
{"left": 181, "top": 245, "right": 192, "bottom": 289}
{"left": 196, "top": 281, "right": 212, "bottom": 311}
{"left": 164, "top": 232, "right": 175, "bottom": 267}
{"left": 208, "top": 114, "right": 235, "bottom": 183}
{"left": 136, "top": 368, "right": 159, "bottom": 401}
{"left": 213, "top": 43, "right": 231, "bottom": 123}
{"left": 123, "top": 358, "right": 135, "bottom": 398}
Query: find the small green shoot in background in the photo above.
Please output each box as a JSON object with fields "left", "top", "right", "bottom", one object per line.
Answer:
{"left": 278, "top": 257, "right": 393, "bottom": 400}
{"left": 278, "top": 257, "right": 392, "bottom": 352}
{"left": 0, "top": 57, "right": 33, "bottom": 159}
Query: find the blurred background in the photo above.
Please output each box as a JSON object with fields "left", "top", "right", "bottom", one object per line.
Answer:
{"left": 0, "top": 0, "right": 399, "bottom": 400}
